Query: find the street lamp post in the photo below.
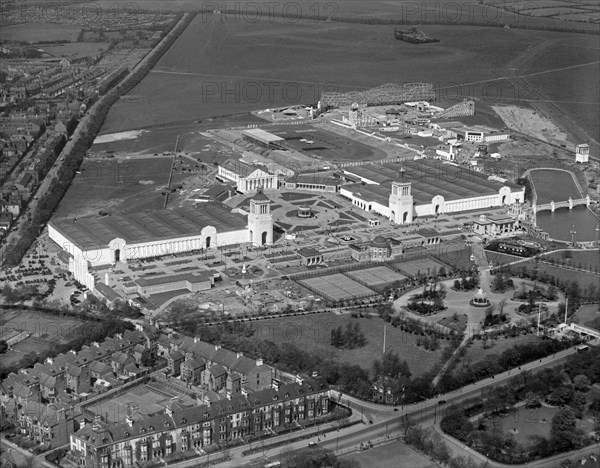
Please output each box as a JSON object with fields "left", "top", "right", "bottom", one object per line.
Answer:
{"left": 570, "top": 225, "right": 576, "bottom": 246}
{"left": 595, "top": 223, "right": 599, "bottom": 248}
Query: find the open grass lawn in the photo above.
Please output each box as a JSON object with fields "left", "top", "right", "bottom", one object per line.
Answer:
{"left": 0, "top": 23, "right": 81, "bottom": 42}
{"left": 54, "top": 157, "right": 173, "bottom": 218}
{"left": 497, "top": 405, "right": 557, "bottom": 447}
{"left": 485, "top": 251, "right": 599, "bottom": 291}
{"left": 572, "top": 303, "right": 600, "bottom": 327}
{"left": 0, "top": 310, "right": 85, "bottom": 368}
{"left": 91, "top": 128, "right": 240, "bottom": 163}
{"left": 40, "top": 42, "right": 110, "bottom": 58}
{"left": 432, "top": 244, "right": 473, "bottom": 271}
{"left": 496, "top": 405, "right": 594, "bottom": 448}
{"left": 249, "top": 312, "right": 445, "bottom": 377}
{"left": 341, "top": 440, "right": 439, "bottom": 468}
{"left": 393, "top": 259, "right": 445, "bottom": 277}
{"left": 519, "top": 261, "right": 599, "bottom": 292}
{"left": 543, "top": 250, "right": 600, "bottom": 271}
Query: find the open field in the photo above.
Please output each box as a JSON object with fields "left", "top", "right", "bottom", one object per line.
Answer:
{"left": 53, "top": 157, "right": 173, "bottom": 218}
{"left": 86, "top": 381, "right": 196, "bottom": 424}
{"left": 484, "top": 251, "right": 599, "bottom": 291}
{"left": 341, "top": 439, "right": 439, "bottom": 468}
{"left": 0, "top": 309, "right": 85, "bottom": 367}
{"left": 299, "top": 274, "right": 377, "bottom": 301}
{"left": 270, "top": 125, "right": 387, "bottom": 162}
{"left": 497, "top": 405, "right": 557, "bottom": 447}
{"left": 248, "top": 312, "right": 445, "bottom": 376}
{"left": 98, "top": 11, "right": 598, "bottom": 138}
{"left": 345, "top": 266, "right": 405, "bottom": 288}
{"left": 0, "top": 23, "right": 81, "bottom": 42}
{"left": 496, "top": 405, "right": 594, "bottom": 448}
{"left": 84, "top": 0, "right": 600, "bottom": 32}
{"left": 519, "top": 261, "right": 599, "bottom": 291}
{"left": 572, "top": 303, "right": 600, "bottom": 327}
{"left": 40, "top": 42, "right": 110, "bottom": 58}
{"left": 542, "top": 250, "right": 600, "bottom": 271}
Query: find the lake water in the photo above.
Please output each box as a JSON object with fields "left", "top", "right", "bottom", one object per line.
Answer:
{"left": 530, "top": 169, "right": 581, "bottom": 204}
{"left": 531, "top": 169, "right": 598, "bottom": 242}
{"left": 536, "top": 207, "right": 599, "bottom": 243}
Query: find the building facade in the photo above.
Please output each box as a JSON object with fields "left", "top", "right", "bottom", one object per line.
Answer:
{"left": 69, "top": 378, "right": 330, "bottom": 468}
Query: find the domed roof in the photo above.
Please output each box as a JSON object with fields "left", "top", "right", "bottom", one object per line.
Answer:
{"left": 370, "top": 236, "right": 389, "bottom": 248}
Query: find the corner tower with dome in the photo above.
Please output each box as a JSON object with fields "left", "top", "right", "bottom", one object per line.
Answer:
{"left": 247, "top": 187, "right": 274, "bottom": 246}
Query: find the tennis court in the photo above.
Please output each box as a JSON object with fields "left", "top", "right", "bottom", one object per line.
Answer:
{"left": 300, "top": 273, "right": 377, "bottom": 301}
{"left": 86, "top": 382, "right": 194, "bottom": 423}
{"left": 345, "top": 266, "right": 405, "bottom": 287}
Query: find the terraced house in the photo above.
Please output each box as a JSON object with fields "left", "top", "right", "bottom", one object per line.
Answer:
{"left": 69, "top": 377, "right": 330, "bottom": 467}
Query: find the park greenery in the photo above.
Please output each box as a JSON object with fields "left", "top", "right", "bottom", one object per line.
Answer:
{"left": 407, "top": 281, "right": 447, "bottom": 315}
{"left": 436, "top": 336, "right": 578, "bottom": 394}
{"left": 440, "top": 346, "right": 600, "bottom": 463}
{"left": 330, "top": 323, "right": 367, "bottom": 349}
{"left": 452, "top": 274, "right": 479, "bottom": 291}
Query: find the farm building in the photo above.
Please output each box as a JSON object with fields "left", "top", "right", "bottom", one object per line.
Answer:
{"left": 339, "top": 160, "right": 524, "bottom": 223}
{"left": 48, "top": 197, "right": 273, "bottom": 290}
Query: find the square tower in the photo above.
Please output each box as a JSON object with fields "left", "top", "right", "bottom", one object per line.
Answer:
{"left": 248, "top": 188, "right": 273, "bottom": 246}
{"left": 575, "top": 144, "right": 589, "bottom": 163}
{"left": 389, "top": 178, "right": 413, "bottom": 225}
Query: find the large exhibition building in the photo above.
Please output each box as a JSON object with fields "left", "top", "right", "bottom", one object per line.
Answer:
{"left": 48, "top": 196, "right": 274, "bottom": 290}
{"left": 340, "top": 160, "right": 524, "bottom": 223}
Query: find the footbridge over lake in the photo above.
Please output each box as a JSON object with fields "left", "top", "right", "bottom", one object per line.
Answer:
{"left": 533, "top": 195, "right": 591, "bottom": 213}
{"left": 562, "top": 322, "right": 600, "bottom": 340}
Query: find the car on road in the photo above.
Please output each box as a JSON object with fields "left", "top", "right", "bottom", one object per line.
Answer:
{"left": 308, "top": 441, "right": 317, "bottom": 447}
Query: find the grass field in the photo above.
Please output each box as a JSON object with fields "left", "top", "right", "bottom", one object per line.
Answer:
{"left": 0, "top": 23, "right": 81, "bottom": 42}
{"left": 54, "top": 157, "right": 173, "bottom": 218}
{"left": 41, "top": 42, "right": 110, "bottom": 58}
{"left": 485, "top": 251, "right": 599, "bottom": 291}
{"left": 99, "top": 13, "right": 595, "bottom": 134}
{"left": 341, "top": 440, "right": 439, "bottom": 468}
{"left": 542, "top": 250, "right": 600, "bottom": 271}
{"left": 249, "top": 312, "right": 445, "bottom": 376}
{"left": 299, "top": 274, "right": 377, "bottom": 301}
{"left": 0, "top": 310, "right": 85, "bottom": 367}
{"left": 497, "top": 405, "right": 558, "bottom": 447}
{"left": 345, "top": 266, "right": 405, "bottom": 288}
{"left": 572, "top": 304, "right": 600, "bottom": 327}
{"left": 496, "top": 405, "right": 592, "bottom": 448}
{"left": 392, "top": 259, "right": 445, "bottom": 277}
